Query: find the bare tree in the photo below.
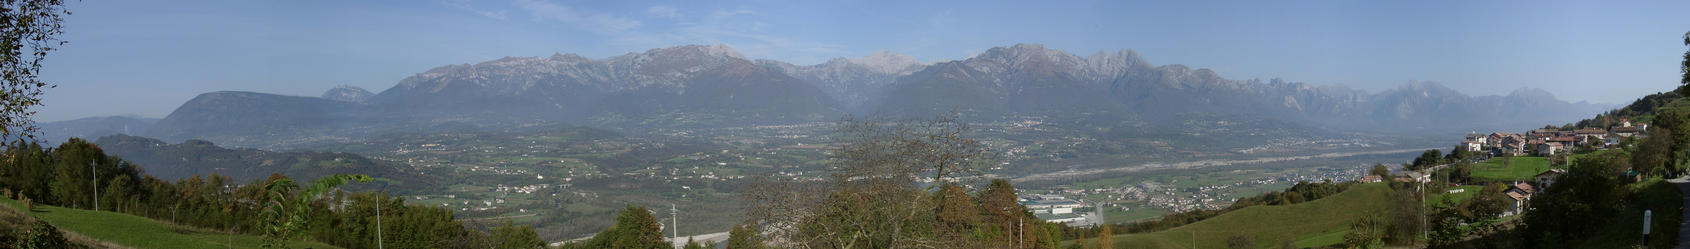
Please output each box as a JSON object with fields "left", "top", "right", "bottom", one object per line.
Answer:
{"left": 742, "top": 113, "right": 992, "bottom": 249}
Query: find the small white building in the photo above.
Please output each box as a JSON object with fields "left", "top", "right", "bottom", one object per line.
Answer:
{"left": 1022, "top": 199, "right": 1085, "bottom": 214}
{"left": 1035, "top": 213, "right": 1086, "bottom": 224}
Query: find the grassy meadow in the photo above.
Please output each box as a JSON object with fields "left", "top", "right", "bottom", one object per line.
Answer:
{"left": 0, "top": 198, "right": 341, "bottom": 249}
{"left": 1471, "top": 156, "right": 1551, "bottom": 181}
{"left": 1070, "top": 182, "right": 1394, "bottom": 249}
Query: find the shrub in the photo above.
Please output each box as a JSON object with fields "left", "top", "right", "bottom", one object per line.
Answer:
{"left": 17, "top": 220, "right": 67, "bottom": 249}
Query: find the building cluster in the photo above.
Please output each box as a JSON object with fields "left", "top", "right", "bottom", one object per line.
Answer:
{"left": 1493, "top": 169, "right": 1563, "bottom": 216}
{"left": 1461, "top": 119, "right": 1645, "bottom": 157}
{"left": 1018, "top": 194, "right": 1088, "bottom": 224}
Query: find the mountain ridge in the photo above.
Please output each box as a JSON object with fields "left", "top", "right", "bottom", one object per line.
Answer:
{"left": 136, "top": 43, "right": 1610, "bottom": 148}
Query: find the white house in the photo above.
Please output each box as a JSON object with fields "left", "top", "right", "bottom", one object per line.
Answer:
{"left": 1535, "top": 169, "right": 1565, "bottom": 191}
{"left": 1501, "top": 182, "right": 1535, "bottom": 217}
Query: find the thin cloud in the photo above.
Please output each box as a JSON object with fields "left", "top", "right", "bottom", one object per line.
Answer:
{"left": 710, "top": 9, "right": 757, "bottom": 19}
{"left": 513, "top": 0, "right": 642, "bottom": 33}
{"left": 442, "top": 0, "right": 509, "bottom": 20}
{"left": 648, "top": 5, "right": 680, "bottom": 19}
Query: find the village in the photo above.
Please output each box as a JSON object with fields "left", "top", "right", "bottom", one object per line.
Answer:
{"left": 1360, "top": 119, "right": 1650, "bottom": 219}
{"left": 1009, "top": 119, "right": 1653, "bottom": 227}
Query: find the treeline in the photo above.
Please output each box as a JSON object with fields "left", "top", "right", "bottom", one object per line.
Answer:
{"left": 0, "top": 138, "right": 546, "bottom": 248}
{"left": 1573, "top": 91, "right": 1680, "bottom": 129}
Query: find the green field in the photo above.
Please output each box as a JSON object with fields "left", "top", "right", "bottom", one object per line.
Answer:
{"left": 0, "top": 198, "right": 341, "bottom": 249}
{"left": 1075, "top": 183, "right": 1394, "bottom": 249}
{"left": 1471, "top": 156, "right": 1552, "bottom": 181}
{"left": 1431, "top": 185, "right": 1485, "bottom": 207}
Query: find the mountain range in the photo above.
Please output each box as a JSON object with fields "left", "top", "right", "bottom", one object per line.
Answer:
{"left": 46, "top": 44, "right": 1611, "bottom": 148}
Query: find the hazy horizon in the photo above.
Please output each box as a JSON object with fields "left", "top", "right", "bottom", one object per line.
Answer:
{"left": 34, "top": 0, "right": 1690, "bottom": 122}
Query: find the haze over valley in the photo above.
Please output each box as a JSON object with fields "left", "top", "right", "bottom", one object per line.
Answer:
{"left": 8, "top": 1, "right": 1688, "bottom": 248}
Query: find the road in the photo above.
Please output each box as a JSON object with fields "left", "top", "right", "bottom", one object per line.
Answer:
{"left": 1669, "top": 175, "right": 1690, "bottom": 249}
{"left": 548, "top": 231, "right": 731, "bottom": 248}
{"left": 1012, "top": 147, "right": 1437, "bottom": 182}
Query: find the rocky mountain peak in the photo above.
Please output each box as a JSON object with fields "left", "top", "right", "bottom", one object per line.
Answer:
{"left": 321, "top": 85, "right": 373, "bottom": 103}
{"left": 848, "top": 50, "right": 924, "bottom": 75}
{"left": 1507, "top": 87, "right": 1556, "bottom": 99}
{"left": 629, "top": 44, "right": 747, "bottom": 61}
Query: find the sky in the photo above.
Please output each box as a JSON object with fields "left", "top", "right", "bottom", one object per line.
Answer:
{"left": 34, "top": 0, "right": 1690, "bottom": 122}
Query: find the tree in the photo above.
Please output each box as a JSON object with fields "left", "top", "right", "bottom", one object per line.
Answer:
{"left": 0, "top": 0, "right": 69, "bottom": 144}
{"left": 260, "top": 174, "right": 372, "bottom": 249}
{"left": 933, "top": 183, "right": 979, "bottom": 232}
{"left": 1521, "top": 152, "right": 1626, "bottom": 248}
{"left": 1635, "top": 128, "right": 1675, "bottom": 175}
{"left": 1411, "top": 149, "right": 1443, "bottom": 171}
{"left": 581, "top": 205, "right": 668, "bottom": 249}
{"left": 1370, "top": 164, "right": 1390, "bottom": 180}
{"left": 1225, "top": 234, "right": 1254, "bottom": 249}
{"left": 1679, "top": 31, "right": 1689, "bottom": 96}
{"left": 742, "top": 114, "right": 990, "bottom": 248}
{"left": 1446, "top": 145, "right": 1473, "bottom": 162}
{"left": 1342, "top": 213, "right": 1384, "bottom": 249}
{"left": 490, "top": 220, "right": 545, "bottom": 249}
{"left": 17, "top": 220, "right": 67, "bottom": 249}
{"left": 684, "top": 237, "right": 704, "bottom": 249}
{"left": 1092, "top": 225, "right": 1113, "bottom": 249}
{"left": 1383, "top": 183, "right": 1425, "bottom": 245}
{"left": 725, "top": 224, "right": 765, "bottom": 249}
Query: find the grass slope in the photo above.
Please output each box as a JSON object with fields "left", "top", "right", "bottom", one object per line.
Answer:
{"left": 1431, "top": 185, "right": 1484, "bottom": 208}
{"left": 1077, "top": 183, "right": 1393, "bottom": 249}
{"left": 1575, "top": 178, "right": 1682, "bottom": 248}
{"left": 0, "top": 198, "right": 341, "bottom": 249}
{"left": 1471, "top": 156, "right": 1551, "bottom": 181}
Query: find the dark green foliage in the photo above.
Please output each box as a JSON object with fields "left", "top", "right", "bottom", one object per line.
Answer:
{"left": 1522, "top": 152, "right": 1626, "bottom": 248}
{"left": 1427, "top": 183, "right": 1509, "bottom": 248}
{"left": 1225, "top": 234, "right": 1254, "bottom": 249}
{"left": 683, "top": 237, "right": 704, "bottom": 249}
{"left": 1446, "top": 146, "right": 1473, "bottom": 162}
{"left": 490, "top": 221, "right": 546, "bottom": 249}
{"left": 1433, "top": 162, "right": 1473, "bottom": 184}
{"left": 1410, "top": 149, "right": 1443, "bottom": 171}
{"left": 1370, "top": 164, "right": 1390, "bottom": 179}
{"left": 1680, "top": 31, "right": 1689, "bottom": 96}
{"left": 1382, "top": 183, "right": 1425, "bottom": 245}
{"left": 564, "top": 205, "right": 668, "bottom": 249}
{"left": 16, "top": 220, "right": 67, "bottom": 249}
{"left": 0, "top": 141, "right": 51, "bottom": 204}
{"left": 724, "top": 224, "right": 765, "bottom": 249}
{"left": 92, "top": 134, "right": 441, "bottom": 193}
{"left": 1229, "top": 180, "right": 1353, "bottom": 208}
{"left": 1341, "top": 212, "right": 1384, "bottom": 249}
{"left": 0, "top": 139, "right": 531, "bottom": 249}
{"left": 261, "top": 174, "right": 372, "bottom": 249}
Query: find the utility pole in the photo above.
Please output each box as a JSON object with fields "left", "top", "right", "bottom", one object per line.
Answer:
{"left": 671, "top": 203, "right": 678, "bottom": 242}
{"left": 1420, "top": 181, "right": 1427, "bottom": 243}
{"left": 1190, "top": 230, "right": 1196, "bottom": 249}
{"left": 377, "top": 183, "right": 387, "bottom": 249}
{"left": 91, "top": 162, "right": 98, "bottom": 211}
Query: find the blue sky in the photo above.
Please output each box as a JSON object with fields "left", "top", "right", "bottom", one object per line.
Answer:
{"left": 36, "top": 0, "right": 1690, "bottom": 122}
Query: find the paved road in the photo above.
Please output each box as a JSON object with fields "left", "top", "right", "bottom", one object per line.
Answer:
{"left": 1668, "top": 176, "right": 1690, "bottom": 249}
